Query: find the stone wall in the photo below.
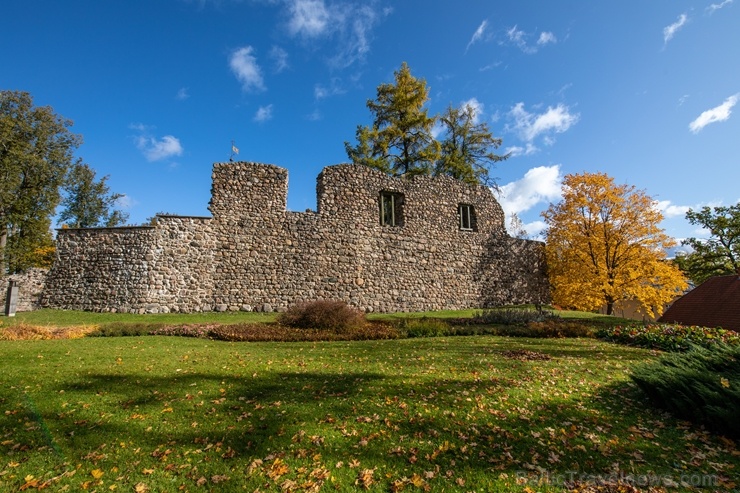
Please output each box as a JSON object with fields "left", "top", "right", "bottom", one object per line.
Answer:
{"left": 1, "top": 268, "right": 48, "bottom": 312}
{"left": 41, "top": 226, "right": 157, "bottom": 312}
{"left": 39, "top": 161, "right": 549, "bottom": 313}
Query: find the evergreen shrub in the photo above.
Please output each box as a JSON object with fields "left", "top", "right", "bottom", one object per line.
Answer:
{"left": 630, "top": 343, "right": 740, "bottom": 438}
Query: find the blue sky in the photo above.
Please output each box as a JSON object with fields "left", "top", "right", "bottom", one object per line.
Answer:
{"left": 2, "top": 0, "right": 738, "bottom": 244}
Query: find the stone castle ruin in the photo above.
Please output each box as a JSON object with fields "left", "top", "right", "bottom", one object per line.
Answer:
{"left": 8, "top": 162, "right": 549, "bottom": 313}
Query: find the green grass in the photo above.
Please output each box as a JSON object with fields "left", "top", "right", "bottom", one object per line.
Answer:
{"left": 2, "top": 306, "right": 632, "bottom": 329}
{"left": 1, "top": 309, "right": 277, "bottom": 328}
{"left": 1, "top": 336, "right": 737, "bottom": 492}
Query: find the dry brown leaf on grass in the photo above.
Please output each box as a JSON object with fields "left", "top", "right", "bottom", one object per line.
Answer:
{"left": 355, "top": 468, "right": 375, "bottom": 489}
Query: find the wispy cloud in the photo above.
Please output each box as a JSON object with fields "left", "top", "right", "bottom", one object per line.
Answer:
{"left": 497, "top": 165, "right": 563, "bottom": 236}
{"left": 689, "top": 93, "right": 739, "bottom": 133}
{"left": 663, "top": 13, "right": 688, "bottom": 44}
{"left": 328, "top": 4, "right": 382, "bottom": 68}
{"left": 314, "top": 78, "right": 346, "bottom": 100}
{"left": 466, "top": 20, "right": 488, "bottom": 52}
{"left": 506, "top": 25, "right": 534, "bottom": 53}
{"left": 505, "top": 26, "right": 556, "bottom": 53}
{"left": 176, "top": 87, "right": 190, "bottom": 100}
{"left": 504, "top": 143, "right": 538, "bottom": 157}
{"left": 253, "top": 104, "right": 274, "bottom": 122}
{"left": 229, "top": 46, "right": 265, "bottom": 92}
{"left": 507, "top": 102, "right": 579, "bottom": 147}
{"left": 707, "top": 0, "right": 733, "bottom": 14}
{"left": 283, "top": 0, "right": 385, "bottom": 68}
{"left": 269, "top": 45, "right": 289, "bottom": 73}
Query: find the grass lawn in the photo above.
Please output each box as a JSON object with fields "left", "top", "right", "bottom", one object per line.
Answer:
{"left": 1, "top": 335, "right": 737, "bottom": 492}
{"left": 1, "top": 307, "right": 631, "bottom": 330}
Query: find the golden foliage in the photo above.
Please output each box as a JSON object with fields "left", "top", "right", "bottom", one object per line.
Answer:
{"left": 542, "top": 172, "right": 687, "bottom": 317}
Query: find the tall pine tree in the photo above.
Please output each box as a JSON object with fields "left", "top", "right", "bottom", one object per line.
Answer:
{"left": 435, "top": 103, "right": 507, "bottom": 187}
{"left": 345, "top": 62, "right": 439, "bottom": 177}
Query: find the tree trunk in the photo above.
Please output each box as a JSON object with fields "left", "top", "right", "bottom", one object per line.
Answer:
{"left": 605, "top": 301, "right": 613, "bottom": 316}
{"left": 0, "top": 228, "right": 6, "bottom": 275}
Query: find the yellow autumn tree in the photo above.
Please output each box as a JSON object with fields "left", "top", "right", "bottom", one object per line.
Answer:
{"left": 542, "top": 172, "right": 687, "bottom": 316}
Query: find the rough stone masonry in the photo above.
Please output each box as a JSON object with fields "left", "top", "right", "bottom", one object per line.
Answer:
{"left": 28, "top": 161, "right": 549, "bottom": 313}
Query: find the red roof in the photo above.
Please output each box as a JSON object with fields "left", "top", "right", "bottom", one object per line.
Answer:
{"left": 658, "top": 275, "right": 740, "bottom": 331}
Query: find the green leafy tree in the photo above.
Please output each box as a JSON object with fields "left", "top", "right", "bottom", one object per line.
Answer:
{"left": 435, "top": 103, "right": 507, "bottom": 186}
{"left": 59, "top": 161, "right": 129, "bottom": 228}
{"left": 677, "top": 203, "right": 740, "bottom": 285}
{"left": 345, "top": 62, "right": 439, "bottom": 177}
{"left": 0, "top": 90, "right": 81, "bottom": 273}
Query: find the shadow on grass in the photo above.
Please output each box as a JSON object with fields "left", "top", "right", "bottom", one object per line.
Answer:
{"left": 11, "top": 368, "right": 722, "bottom": 484}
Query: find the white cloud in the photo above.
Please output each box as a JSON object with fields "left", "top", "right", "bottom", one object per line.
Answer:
{"left": 286, "top": 0, "right": 330, "bottom": 38}
{"left": 229, "top": 46, "right": 265, "bottom": 92}
{"left": 663, "top": 13, "right": 688, "bottom": 44}
{"left": 269, "top": 46, "right": 289, "bottom": 73}
{"left": 521, "top": 220, "right": 548, "bottom": 238}
{"left": 537, "top": 31, "right": 557, "bottom": 46}
{"left": 707, "top": 0, "right": 733, "bottom": 13}
{"left": 461, "top": 97, "right": 484, "bottom": 123}
{"left": 654, "top": 200, "right": 691, "bottom": 218}
{"left": 135, "top": 135, "right": 183, "bottom": 162}
{"left": 253, "top": 104, "right": 274, "bottom": 122}
{"left": 496, "top": 165, "right": 563, "bottom": 218}
{"left": 431, "top": 121, "right": 445, "bottom": 140}
{"left": 176, "top": 87, "right": 189, "bottom": 100}
{"left": 678, "top": 94, "right": 690, "bottom": 106}
{"left": 689, "top": 93, "right": 739, "bottom": 133}
{"left": 507, "top": 102, "right": 579, "bottom": 145}
{"left": 114, "top": 194, "right": 136, "bottom": 210}
{"left": 466, "top": 20, "right": 488, "bottom": 52}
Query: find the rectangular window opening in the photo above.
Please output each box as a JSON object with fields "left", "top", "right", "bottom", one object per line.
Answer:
{"left": 380, "top": 191, "right": 404, "bottom": 227}
{"left": 459, "top": 204, "right": 476, "bottom": 231}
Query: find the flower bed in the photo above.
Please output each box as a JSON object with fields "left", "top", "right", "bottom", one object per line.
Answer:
{"left": 597, "top": 323, "right": 740, "bottom": 351}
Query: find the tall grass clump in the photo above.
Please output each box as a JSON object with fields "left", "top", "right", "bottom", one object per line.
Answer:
{"left": 395, "top": 317, "right": 451, "bottom": 338}
{"left": 472, "top": 307, "right": 559, "bottom": 326}
{"left": 277, "top": 300, "right": 366, "bottom": 331}
{"left": 631, "top": 343, "right": 740, "bottom": 438}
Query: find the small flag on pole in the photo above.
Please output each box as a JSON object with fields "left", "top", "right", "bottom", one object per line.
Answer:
{"left": 230, "top": 140, "right": 239, "bottom": 161}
